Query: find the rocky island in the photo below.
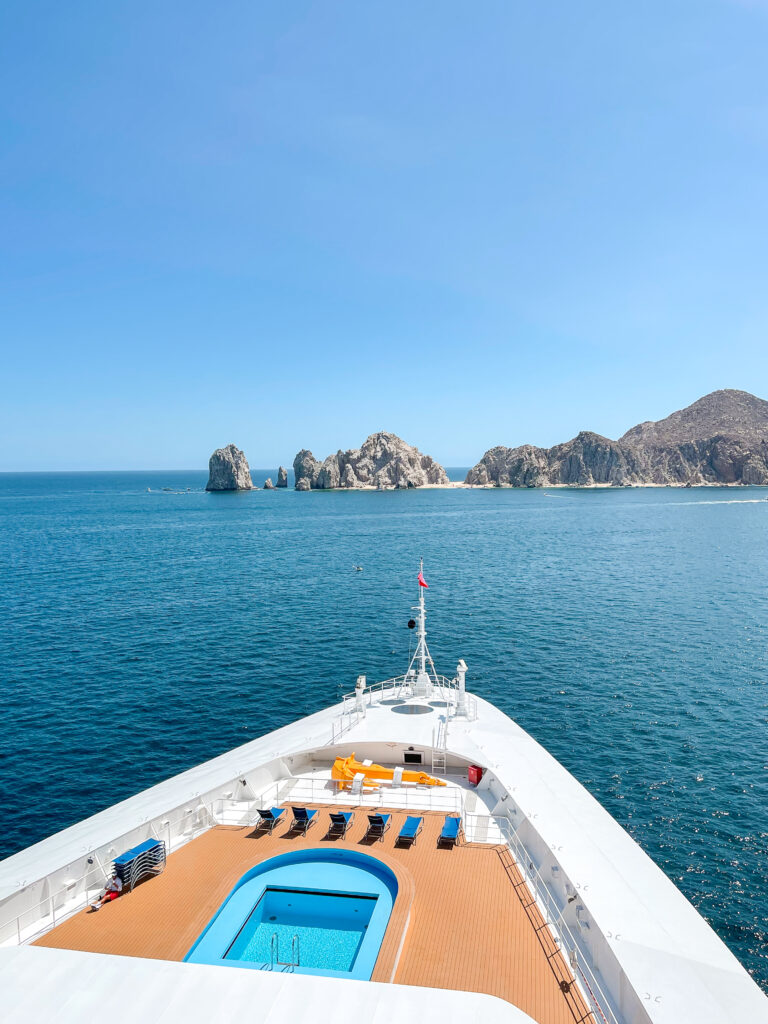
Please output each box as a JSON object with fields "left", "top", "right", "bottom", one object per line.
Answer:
{"left": 205, "top": 444, "right": 254, "bottom": 491}
{"left": 293, "top": 432, "right": 449, "bottom": 490}
{"left": 465, "top": 390, "right": 768, "bottom": 487}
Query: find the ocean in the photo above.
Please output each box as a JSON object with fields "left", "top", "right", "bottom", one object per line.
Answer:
{"left": 0, "top": 470, "right": 766, "bottom": 988}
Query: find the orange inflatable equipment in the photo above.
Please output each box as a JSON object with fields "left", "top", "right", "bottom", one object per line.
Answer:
{"left": 332, "top": 753, "right": 446, "bottom": 789}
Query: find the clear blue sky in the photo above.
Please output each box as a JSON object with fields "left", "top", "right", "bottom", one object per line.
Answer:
{"left": 2, "top": 1, "right": 768, "bottom": 470}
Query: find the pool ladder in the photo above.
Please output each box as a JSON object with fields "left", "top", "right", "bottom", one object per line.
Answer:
{"left": 270, "top": 932, "right": 300, "bottom": 972}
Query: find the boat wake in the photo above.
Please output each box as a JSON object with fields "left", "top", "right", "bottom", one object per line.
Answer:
{"left": 672, "top": 498, "right": 768, "bottom": 506}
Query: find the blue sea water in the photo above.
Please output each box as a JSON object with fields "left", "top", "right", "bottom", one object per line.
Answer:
{"left": 0, "top": 471, "right": 766, "bottom": 989}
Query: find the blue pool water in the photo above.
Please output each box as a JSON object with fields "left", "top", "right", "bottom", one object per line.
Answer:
{"left": 0, "top": 472, "right": 766, "bottom": 988}
{"left": 225, "top": 888, "right": 375, "bottom": 971}
{"left": 186, "top": 848, "right": 396, "bottom": 978}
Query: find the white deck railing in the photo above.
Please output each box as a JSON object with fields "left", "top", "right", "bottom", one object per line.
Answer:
{"left": 330, "top": 674, "right": 477, "bottom": 744}
{"left": 256, "top": 774, "right": 464, "bottom": 815}
{"left": 465, "top": 812, "right": 621, "bottom": 1024}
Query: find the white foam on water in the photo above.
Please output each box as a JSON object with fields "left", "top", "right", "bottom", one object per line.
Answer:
{"left": 670, "top": 498, "right": 768, "bottom": 506}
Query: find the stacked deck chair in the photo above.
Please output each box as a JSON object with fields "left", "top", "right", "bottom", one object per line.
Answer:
{"left": 290, "top": 806, "right": 318, "bottom": 835}
{"left": 113, "top": 839, "right": 166, "bottom": 892}
{"left": 365, "top": 813, "right": 391, "bottom": 842}
{"left": 327, "top": 811, "right": 354, "bottom": 839}
{"left": 437, "top": 815, "right": 462, "bottom": 848}
{"left": 254, "top": 807, "right": 285, "bottom": 834}
{"left": 396, "top": 816, "right": 423, "bottom": 847}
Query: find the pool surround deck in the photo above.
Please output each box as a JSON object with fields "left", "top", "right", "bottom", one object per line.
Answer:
{"left": 35, "top": 808, "right": 593, "bottom": 1024}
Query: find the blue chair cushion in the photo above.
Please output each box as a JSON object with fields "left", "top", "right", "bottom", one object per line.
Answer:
{"left": 400, "top": 816, "right": 422, "bottom": 837}
{"left": 113, "top": 839, "right": 163, "bottom": 866}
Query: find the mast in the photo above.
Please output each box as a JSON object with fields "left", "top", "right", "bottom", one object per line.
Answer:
{"left": 418, "top": 556, "right": 427, "bottom": 679}
{"left": 407, "top": 557, "right": 436, "bottom": 697}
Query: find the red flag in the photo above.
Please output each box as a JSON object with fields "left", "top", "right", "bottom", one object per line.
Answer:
{"left": 418, "top": 570, "right": 429, "bottom": 588}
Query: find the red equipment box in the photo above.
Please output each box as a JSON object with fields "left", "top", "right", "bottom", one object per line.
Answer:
{"left": 468, "top": 764, "right": 484, "bottom": 786}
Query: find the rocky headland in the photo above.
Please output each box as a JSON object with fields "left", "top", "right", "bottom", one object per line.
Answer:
{"left": 293, "top": 432, "right": 449, "bottom": 490}
{"left": 205, "top": 444, "right": 254, "bottom": 491}
{"left": 465, "top": 390, "right": 768, "bottom": 487}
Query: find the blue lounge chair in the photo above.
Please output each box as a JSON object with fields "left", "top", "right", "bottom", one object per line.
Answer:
{"left": 254, "top": 807, "right": 285, "bottom": 834}
{"left": 396, "top": 816, "right": 423, "bottom": 847}
{"left": 365, "top": 813, "right": 391, "bottom": 842}
{"left": 437, "top": 815, "right": 461, "bottom": 848}
{"left": 290, "top": 806, "right": 318, "bottom": 835}
{"left": 327, "top": 811, "right": 354, "bottom": 839}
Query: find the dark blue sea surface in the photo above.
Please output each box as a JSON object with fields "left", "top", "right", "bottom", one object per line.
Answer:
{"left": 1, "top": 472, "right": 766, "bottom": 987}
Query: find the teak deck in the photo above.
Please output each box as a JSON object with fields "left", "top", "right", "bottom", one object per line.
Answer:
{"left": 35, "top": 807, "right": 594, "bottom": 1024}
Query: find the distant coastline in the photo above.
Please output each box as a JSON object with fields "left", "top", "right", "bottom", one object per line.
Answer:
{"left": 200, "top": 389, "right": 768, "bottom": 493}
{"left": 7, "top": 390, "right": 768, "bottom": 488}
{"left": 294, "top": 480, "right": 768, "bottom": 491}
{"left": 465, "top": 389, "right": 768, "bottom": 489}
{"left": 1, "top": 471, "right": 766, "bottom": 490}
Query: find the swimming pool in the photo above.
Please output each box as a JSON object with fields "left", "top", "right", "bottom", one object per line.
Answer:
{"left": 185, "top": 849, "right": 397, "bottom": 980}
{"left": 225, "top": 887, "right": 377, "bottom": 971}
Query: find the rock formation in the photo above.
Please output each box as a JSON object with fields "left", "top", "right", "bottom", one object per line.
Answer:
{"left": 621, "top": 389, "right": 768, "bottom": 447}
{"left": 465, "top": 390, "right": 768, "bottom": 487}
{"left": 294, "top": 449, "right": 321, "bottom": 485}
{"left": 293, "top": 432, "right": 449, "bottom": 489}
{"left": 205, "top": 444, "right": 254, "bottom": 491}
{"left": 276, "top": 466, "right": 288, "bottom": 488}
{"left": 263, "top": 478, "right": 274, "bottom": 489}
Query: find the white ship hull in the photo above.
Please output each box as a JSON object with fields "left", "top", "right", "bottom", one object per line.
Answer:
{"left": 1, "top": 579, "right": 765, "bottom": 1024}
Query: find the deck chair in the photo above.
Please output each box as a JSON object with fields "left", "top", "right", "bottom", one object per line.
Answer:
{"left": 437, "top": 815, "right": 461, "bottom": 848}
{"left": 327, "top": 811, "right": 354, "bottom": 839}
{"left": 365, "top": 813, "right": 391, "bottom": 842}
{"left": 254, "top": 807, "right": 285, "bottom": 833}
{"left": 290, "top": 806, "right": 318, "bottom": 835}
{"left": 396, "top": 816, "right": 423, "bottom": 847}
